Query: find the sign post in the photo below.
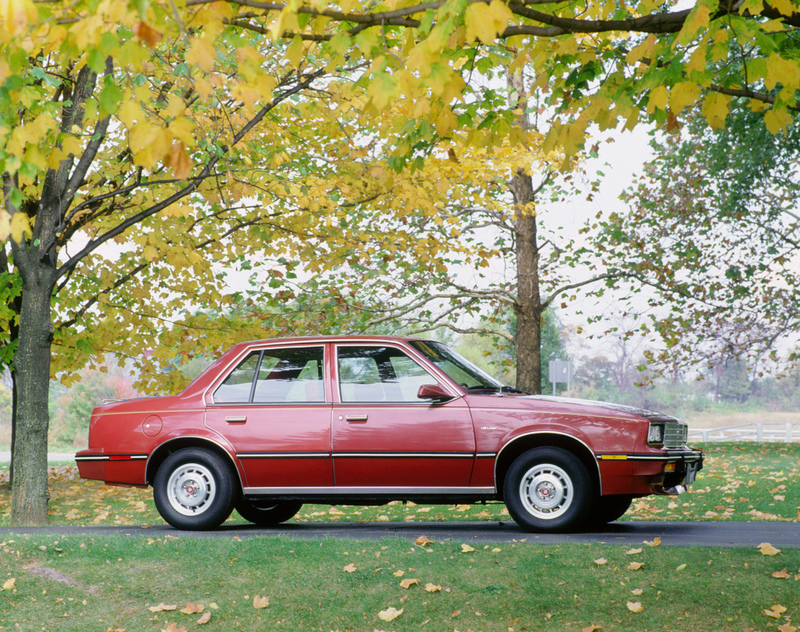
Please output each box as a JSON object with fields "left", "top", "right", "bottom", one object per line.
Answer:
{"left": 548, "top": 360, "right": 574, "bottom": 397}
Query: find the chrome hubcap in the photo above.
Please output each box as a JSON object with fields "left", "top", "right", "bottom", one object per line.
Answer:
{"left": 519, "top": 463, "right": 573, "bottom": 519}
{"left": 167, "top": 463, "right": 217, "bottom": 516}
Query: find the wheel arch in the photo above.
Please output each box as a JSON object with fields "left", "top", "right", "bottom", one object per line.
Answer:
{"left": 494, "top": 432, "right": 600, "bottom": 500}
{"left": 145, "top": 437, "right": 243, "bottom": 491}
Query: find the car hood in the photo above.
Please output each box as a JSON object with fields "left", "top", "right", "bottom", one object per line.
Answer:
{"left": 522, "top": 395, "right": 683, "bottom": 424}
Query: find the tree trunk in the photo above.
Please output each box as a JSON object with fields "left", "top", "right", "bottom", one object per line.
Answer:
{"left": 511, "top": 170, "right": 543, "bottom": 394}
{"left": 10, "top": 270, "right": 55, "bottom": 525}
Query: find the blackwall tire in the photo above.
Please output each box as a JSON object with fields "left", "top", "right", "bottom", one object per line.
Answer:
{"left": 503, "top": 447, "right": 594, "bottom": 532}
{"left": 235, "top": 499, "right": 303, "bottom": 526}
{"left": 594, "top": 495, "right": 634, "bottom": 525}
{"left": 153, "top": 448, "right": 238, "bottom": 530}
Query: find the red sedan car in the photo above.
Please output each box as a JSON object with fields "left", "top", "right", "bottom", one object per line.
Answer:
{"left": 76, "top": 336, "right": 703, "bottom": 531}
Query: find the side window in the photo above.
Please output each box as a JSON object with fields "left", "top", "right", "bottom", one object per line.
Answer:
{"left": 337, "top": 346, "right": 436, "bottom": 403}
{"left": 214, "top": 352, "right": 260, "bottom": 403}
{"left": 214, "top": 347, "right": 325, "bottom": 404}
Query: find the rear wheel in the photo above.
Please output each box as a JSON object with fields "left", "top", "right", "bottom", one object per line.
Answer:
{"left": 503, "top": 447, "right": 594, "bottom": 532}
{"left": 236, "top": 499, "right": 303, "bottom": 526}
{"left": 153, "top": 448, "right": 238, "bottom": 530}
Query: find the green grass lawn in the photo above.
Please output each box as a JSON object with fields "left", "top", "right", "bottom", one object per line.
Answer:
{"left": 0, "top": 443, "right": 798, "bottom": 631}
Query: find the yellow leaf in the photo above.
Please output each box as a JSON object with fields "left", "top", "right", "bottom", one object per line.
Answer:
{"left": 378, "top": 607, "right": 403, "bottom": 622}
{"left": 164, "top": 142, "right": 193, "bottom": 180}
{"left": 253, "top": 595, "right": 270, "bottom": 609}
{"left": 148, "top": 603, "right": 177, "bottom": 612}
{"left": 582, "top": 626, "right": 603, "bottom": 632}
{"left": 461, "top": 544, "right": 475, "bottom": 553}
{"left": 424, "top": 583, "right": 442, "bottom": 593}
{"left": 594, "top": 558, "right": 607, "bottom": 566}
{"left": 465, "top": 0, "right": 513, "bottom": 44}
{"left": 197, "top": 612, "right": 211, "bottom": 625}
{"left": 778, "top": 623, "right": 797, "bottom": 632}
{"left": 180, "top": 603, "right": 203, "bottom": 614}
{"left": 186, "top": 36, "right": 216, "bottom": 73}
{"left": 10, "top": 212, "right": 31, "bottom": 244}
{"left": 764, "top": 107, "right": 793, "bottom": 134}
{"left": 648, "top": 86, "right": 669, "bottom": 113}
{"left": 644, "top": 537, "right": 661, "bottom": 547}
{"left": 771, "top": 568, "right": 791, "bottom": 579}
{"left": 763, "top": 604, "right": 787, "bottom": 619}
{"left": 758, "top": 542, "right": 781, "bottom": 556}
{"left": 625, "top": 548, "right": 642, "bottom": 555}
{"left": 627, "top": 562, "right": 645, "bottom": 571}
{"left": 701, "top": 92, "right": 729, "bottom": 129}
{"left": 0, "top": 0, "right": 38, "bottom": 36}
{"left": 414, "top": 535, "right": 432, "bottom": 547}
{"left": 626, "top": 601, "right": 644, "bottom": 613}
{"left": 399, "top": 578, "right": 418, "bottom": 589}
{"left": 343, "top": 563, "right": 357, "bottom": 573}
{"left": 2, "top": 578, "right": 15, "bottom": 590}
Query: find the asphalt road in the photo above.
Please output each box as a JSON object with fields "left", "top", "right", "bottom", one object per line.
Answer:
{"left": 1, "top": 520, "right": 798, "bottom": 548}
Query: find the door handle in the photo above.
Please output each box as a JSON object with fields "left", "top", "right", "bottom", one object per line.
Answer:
{"left": 225, "top": 416, "right": 247, "bottom": 423}
{"left": 345, "top": 415, "right": 368, "bottom": 423}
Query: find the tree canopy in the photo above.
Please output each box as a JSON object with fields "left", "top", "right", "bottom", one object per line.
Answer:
{"left": 2, "top": 0, "right": 800, "bottom": 525}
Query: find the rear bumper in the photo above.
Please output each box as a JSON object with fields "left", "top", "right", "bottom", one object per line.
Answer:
{"left": 75, "top": 449, "right": 148, "bottom": 486}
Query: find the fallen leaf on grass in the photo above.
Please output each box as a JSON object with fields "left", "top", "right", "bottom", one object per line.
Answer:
{"left": 778, "top": 623, "right": 797, "bottom": 632}
{"left": 161, "top": 624, "right": 186, "bottom": 632}
{"left": 627, "top": 562, "right": 645, "bottom": 571}
{"left": 627, "top": 601, "right": 644, "bottom": 613}
{"left": 771, "top": 568, "right": 791, "bottom": 579}
{"left": 425, "top": 583, "right": 442, "bottom": 593}
{"left": 149, "top": 603, "right": 177, "bottom": 612}
{"left": 763, "top": 604, "right": 787, "bottom": 619}
{"left": 415, "top": 535, "right": 433, "bottom": 547}
{"left": 399, "top": 579, "right": 418, "bottom": 589}
{"left": 180, "top": 603, "right": 203, "bottom": 614}
{"left": 378, "top": 607, "right": 403, "bottom": 622}
{"left": 2, "top": 578, "right": 15, "bottom": 590}
{"left": 643, "top": 537, "right": 661, "bottom": 547}
{"left": 197, "top": 612, "right": 211, "bottom": 625}
{"left": 594, "top": 558, "right": 607, "bottom": 566}
{"left": 582, "top": 625, "right": 602, "bottom": 632}
{"left": 461, "top": 544, "right": 475, "bottom": 553}
{"left": 625, "top": 548, "right": 642, "bottom": 555}
{"left": 343, "top": 563, "right": 357, "bottom": 573}
{"left": 758, "top": 542, "right": 781, "bottom": 556}
{"left": 253, "top": 595, "right": 270, "bottom": 609}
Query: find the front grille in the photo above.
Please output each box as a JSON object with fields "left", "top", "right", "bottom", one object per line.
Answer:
{"left": 664, "top": 422, "right": 688, "bottom": 449}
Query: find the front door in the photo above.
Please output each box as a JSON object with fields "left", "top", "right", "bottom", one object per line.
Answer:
{"left": 331, "top": 344, "right": 476, "bottom": 490}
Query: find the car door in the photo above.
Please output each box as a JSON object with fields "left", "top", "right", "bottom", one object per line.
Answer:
{"left": 204, "top": 344, "right": 333, "bottom": 490}
{"left": 331, "top": 344, "right": 476, "bottom": 489}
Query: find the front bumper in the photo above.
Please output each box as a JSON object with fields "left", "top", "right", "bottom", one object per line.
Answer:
{"left": 649, "top": 449, "right": 704, "bottom": 495}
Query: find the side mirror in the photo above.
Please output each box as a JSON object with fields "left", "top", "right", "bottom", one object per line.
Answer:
{"left": 417, "top": 383, "right": 454, "bottom": 403}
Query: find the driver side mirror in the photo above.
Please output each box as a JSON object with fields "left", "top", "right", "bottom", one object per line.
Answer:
{"left": 417, "top": 383, "right": 454, "bottom": 403}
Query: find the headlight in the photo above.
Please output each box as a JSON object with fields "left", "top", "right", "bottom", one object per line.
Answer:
{"left": 648, "top": 422, "right": 665, "bottom": 446}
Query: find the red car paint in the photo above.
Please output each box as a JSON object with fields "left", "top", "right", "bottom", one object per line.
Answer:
{"left": 76, "top": 336, "right": 703, "bottom": 531}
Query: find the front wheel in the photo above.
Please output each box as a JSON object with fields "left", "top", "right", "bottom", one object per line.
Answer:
{"left": 593, "top": 494, "right": 634, "bottom": 525}
{"left": 153, "top": 448, "right": 238, "bottom": 530}
{"left": 503, "top": 447, "right": 594, "bottom": 532}
{"left": 236, "top": 499, "right": 303, "bottom": 526}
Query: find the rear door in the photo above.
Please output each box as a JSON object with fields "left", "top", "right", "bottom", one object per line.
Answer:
{"left": 204, "top": 344, "right": 333, "bottom": 490}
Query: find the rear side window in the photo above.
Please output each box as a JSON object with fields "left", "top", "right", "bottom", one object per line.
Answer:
{"left": 214, "top": 347, "right": 325, "bottom": 404}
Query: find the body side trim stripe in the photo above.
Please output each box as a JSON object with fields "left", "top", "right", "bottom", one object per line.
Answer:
{"left": 242, "top": 486, "right": 496, "bottom": 495}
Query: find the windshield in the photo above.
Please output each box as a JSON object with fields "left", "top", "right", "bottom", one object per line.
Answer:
{"left": 409, "top": 340, "right": 506, "bottom": 391}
